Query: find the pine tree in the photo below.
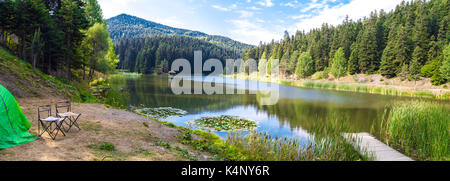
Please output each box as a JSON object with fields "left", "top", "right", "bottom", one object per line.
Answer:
{"left": 410, "top": 46, "right": 425, "bottom": 78}
{"left": 357, "top": 12, "right": 379, "bottom": 74}
{"left": 31, "top": 28, "right": 44, "bottom": 69}
{"left": 295, "top": 52, "right": 314, "bottom": 78}
{"left": 331, "top": 48, "right": 347, "bottom": 78}
{"left": 258, "top": 51, "right": 268, "bottom": 77}
{"left": 288, "top": 50, "right": 300, "bottom": 75}
{"left": 348, "top": 43, "right": 359, "bottom": 75}
{"left": 440, "top": 44, "right": 450, "bottom": 80}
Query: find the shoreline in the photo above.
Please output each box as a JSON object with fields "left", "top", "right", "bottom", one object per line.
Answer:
{"left": 224, "top": 73, "right": 450, "bottom": 100}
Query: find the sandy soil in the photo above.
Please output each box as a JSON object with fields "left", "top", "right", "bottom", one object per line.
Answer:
{"left": 0, "top": 98, "right": 213, "bottom": 161}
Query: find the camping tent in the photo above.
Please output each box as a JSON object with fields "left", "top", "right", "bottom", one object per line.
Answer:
{"left": 0, "top": 84, "right": 35, "bottom": 149}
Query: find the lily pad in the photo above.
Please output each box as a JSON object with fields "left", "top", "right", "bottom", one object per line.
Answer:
{"left": 191, "top": 115, "right": 257, "bottom": 131}
{"left": 135, "top": 107, "right": 187, "bottom": 119}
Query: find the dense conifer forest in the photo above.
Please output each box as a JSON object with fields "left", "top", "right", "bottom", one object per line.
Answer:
{"left": 244, "top": 0, "right": 449, "bottom": 85}
{"left": 114, "top": 35, "right": 244, "bottom": 74}
{"left": 0, "top": 0, "right": 118, "bottom": 81}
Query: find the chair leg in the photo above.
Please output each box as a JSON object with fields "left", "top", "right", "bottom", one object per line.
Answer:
{"left": 71, "top": 114, "right": 81, "bottom": 131}
{"left": 65, "top": 114, "right": 82, "bottom": 132}
{"left": 39, "top": 120, "right": 66, "bottom": 140}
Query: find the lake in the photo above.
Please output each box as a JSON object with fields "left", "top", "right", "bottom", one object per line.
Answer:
{"left": 109, "top": 74, "right": 427, "bottom": 140}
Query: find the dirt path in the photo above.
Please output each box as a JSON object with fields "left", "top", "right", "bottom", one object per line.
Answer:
{"left": 0, "top": 98, "right": 213, "bottom": 161}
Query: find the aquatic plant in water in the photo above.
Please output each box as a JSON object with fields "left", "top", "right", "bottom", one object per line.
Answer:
{"left": 191, "top": 115, "right": 257, "bottom": 131}
{"left": 135, "top": 107, "right": 187, "bottom": 119}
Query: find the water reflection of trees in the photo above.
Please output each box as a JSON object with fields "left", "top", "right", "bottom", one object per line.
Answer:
{"left": 258, "top": 99, "right": 385, "bottom": 135}
{"left": 110, "top": 74, "right": 392, "bottom": 136}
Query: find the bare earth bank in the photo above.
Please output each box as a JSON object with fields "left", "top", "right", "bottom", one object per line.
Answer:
{"left": 0, "top": 98, "right": 213, "bottom": 161}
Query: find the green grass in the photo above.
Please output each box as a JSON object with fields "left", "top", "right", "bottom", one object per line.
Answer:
{"left": 154, "top": 140, "right": 198, "bottom": 160}
{"left": 301, "top": 81, "right": 450, "bottom": 99}
{"left": 0, "top": 46, "right": 93, "bottom": 101}
{"left": 87, "top": 142, "right": 116, "bottom": 152}
{"left": 380, "top": 101, "right": 449, "bottom": 161}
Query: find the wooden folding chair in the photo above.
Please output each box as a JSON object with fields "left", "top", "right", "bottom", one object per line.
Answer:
{"left": 37, "top": 105, "right": 66, "bottom": 140}
{"left": 56, "top": 101, "right": 81, "bottom": 132}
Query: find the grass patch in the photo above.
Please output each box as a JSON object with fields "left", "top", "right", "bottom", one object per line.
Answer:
{"left": 80, "top": 122, "right": 102, "bottom": 132}
{"left": 380, "top": 101, "right": 449, "bottom": 161}
{"left": 155, "top": 140, "right": 198, "bottom": 160}
{"left": 155, "top": 140, "right": 172, "bottom": 149}
{"left": 87, "top": 142, "right": 116, "bottom": 152}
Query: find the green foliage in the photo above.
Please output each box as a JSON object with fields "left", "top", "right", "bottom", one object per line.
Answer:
{"left": 87, "top": 142, "right": 116, "bottom": 152}
{"left": 295, "top": 52, "right": 315, "bottom": 78}
{"left": 258, "top": 55, "right": 267, "bottom": 76}
{"left": 243, "top": 0, "right": 448, "bottom": 82}
{"left": 116, "top": 35, "right": 242, "bottom": 74}
{"left": 440, "top": 44, "right": 450, "bottom": 80}
{"left": 431, "top": 70, "right": 445, "bottom": 85}
{"left": 85, "top": 0, "right": 105, "bottom": 26}
{"left": 311, "top": 71, "right": 329, "bottom": 80}
{"left": 287, "top": 50, "right": 300, "bottom": 75}
{"left": 380, "top": 102, "right": 449, "bottom": 161}
{"left": 421, "top": 59, "right": 441, "bottom": 77}
{"left": 330, "top": 48, "right": 347, "bottom": 78}
{"left": 82, "top": 23, "right": 119, "bottom": 75}
{"left": 348, "top": 43, "right": 359, "bottom": 75}
{"left": 155, "top": 141, "right": 172, "bottom": 149}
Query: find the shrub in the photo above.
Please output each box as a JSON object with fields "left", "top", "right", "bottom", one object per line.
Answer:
{"left": 421, "top": 59, "right": 440, "bottom": 78}
{"left": 295, "top": 52, "right": 315, "bottom": 78}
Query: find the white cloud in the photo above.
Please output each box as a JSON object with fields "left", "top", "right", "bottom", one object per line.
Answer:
{"left": 290, "top": 0, "right": 404, "bottom": 33}
{"left": 281, "top": 0, "right": 299, "bottom": 8}
{"left": 301, "top": 0, "right": 329, "bottom": 13}
{"left": 256, "top": 0, "right": 274, "bottom": 7}
{"left": 229, "top": 19, "right": 282, "bottom": 45}
{"left": 237, "top": 10, "right": 254, "bottom": 18}
{"left": 212, "top": 4, "right": 238, "bottom": 11}
{"left": 212, "top": 5, "right": 230, "bottom": 11}
{"left": 248, "top": 6, "right": 262, "bottom": 10}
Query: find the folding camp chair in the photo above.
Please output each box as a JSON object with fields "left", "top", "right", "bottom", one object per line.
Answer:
{"left": 37, "top": 105, "right": 66, "bottom": 140}
{"left": 56, "top": 101, "right": 81, "bottom": 132}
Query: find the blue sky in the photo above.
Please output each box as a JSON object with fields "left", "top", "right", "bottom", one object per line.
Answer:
{"left": 98, "top": 0, "right": 404, "bottom": 45}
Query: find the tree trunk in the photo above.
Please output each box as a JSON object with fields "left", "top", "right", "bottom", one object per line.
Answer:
{"left": 32, "top": 54, "right": 37, "bottom": 69}
{"left": 83, "top": 63, "right": 86, "bottom": 80}
{"left": 66, "top": 38, "right": 71, "bottom": 81}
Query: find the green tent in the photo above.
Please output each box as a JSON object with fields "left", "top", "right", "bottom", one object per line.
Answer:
{"left": 0, "top": 84, "right": 36, "bottom": 149}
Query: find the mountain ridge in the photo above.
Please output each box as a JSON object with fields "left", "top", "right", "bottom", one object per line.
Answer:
{"left": 106, "top": 14, "right": 253, "bottom": 51}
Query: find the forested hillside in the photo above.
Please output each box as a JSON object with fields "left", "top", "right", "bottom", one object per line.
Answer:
{"left": 115, "top": 35, "right": 243, "bottom": 74}
{"left": 0, "top": 0, "right": 118, "bottom": 82}
{"left": 107, "top": 14, "right": 253, "bottom": 52}
{"left": 244, "top": 0, "right": 449, "bottom": 85}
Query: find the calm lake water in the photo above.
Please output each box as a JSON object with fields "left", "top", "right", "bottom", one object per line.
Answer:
{"left": 109, "top": 74, "right": 428, "bottom": 140}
